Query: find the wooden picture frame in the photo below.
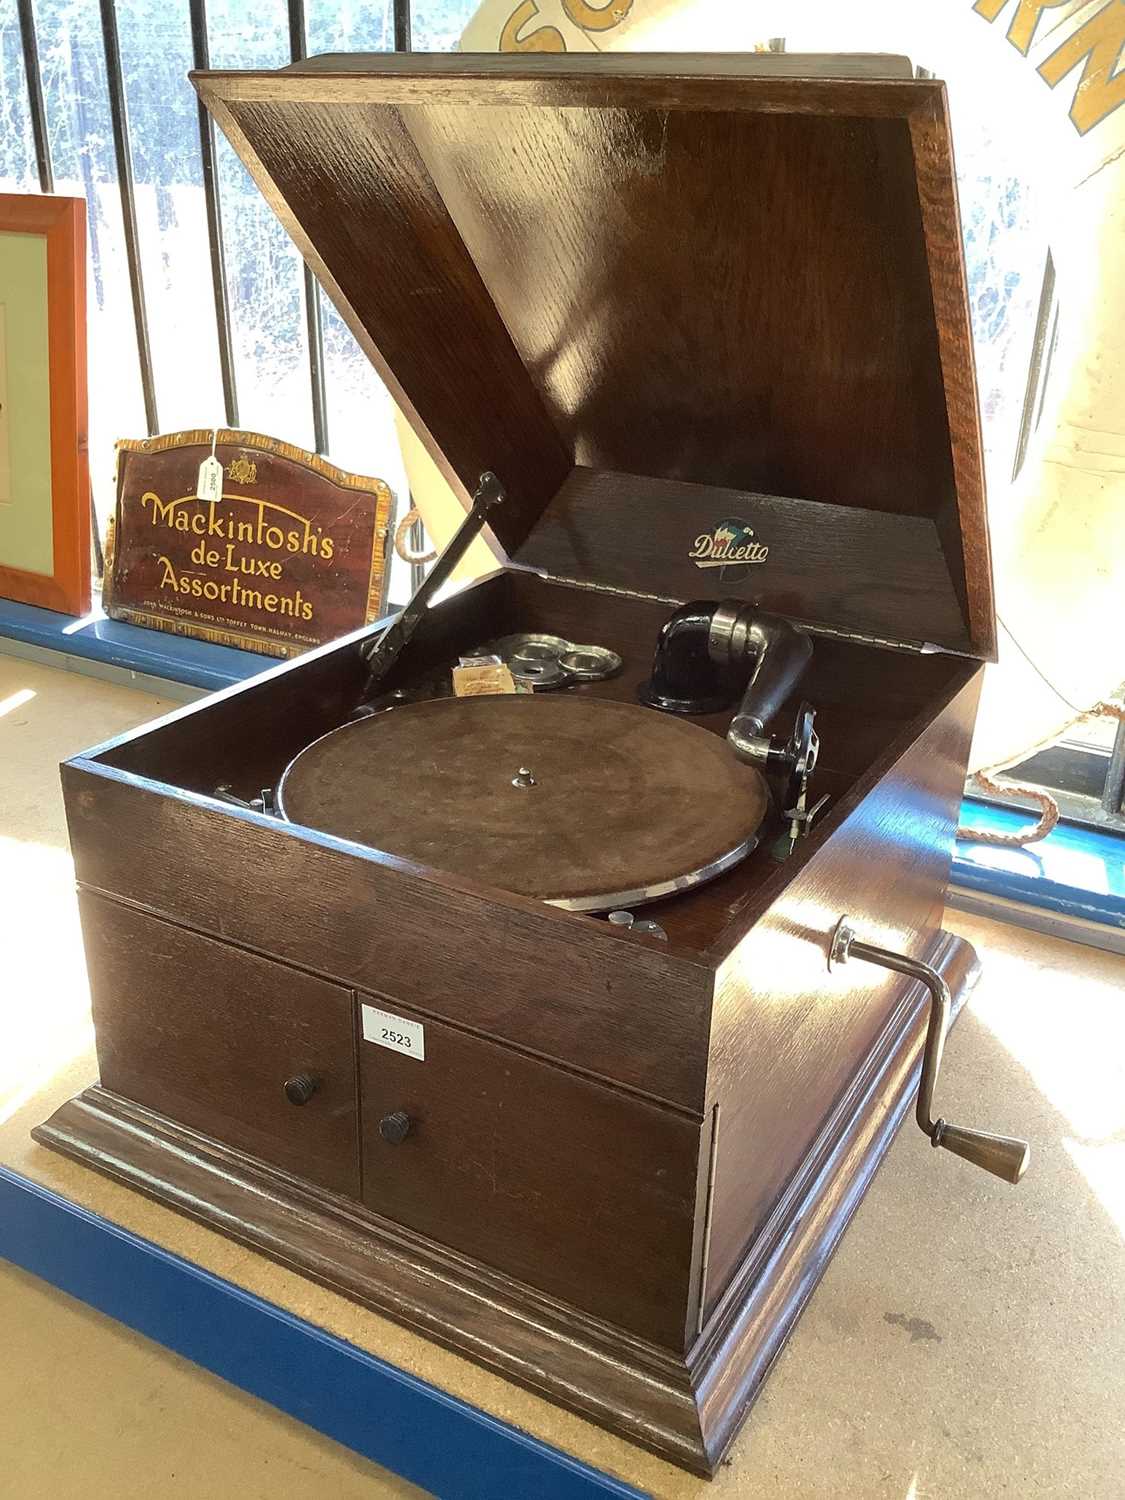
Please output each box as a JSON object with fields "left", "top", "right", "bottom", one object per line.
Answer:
{"left": 0, "top": 193, "right": 90, "bottom": 616}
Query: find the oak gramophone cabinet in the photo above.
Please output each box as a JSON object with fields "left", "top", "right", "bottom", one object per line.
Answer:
{"left": 36, "top": 52, "right": 1028, "bottom": 1477}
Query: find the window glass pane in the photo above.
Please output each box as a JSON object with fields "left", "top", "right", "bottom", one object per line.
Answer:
{"left": 319, "top": 283, "right": 414, "bottom": 610}
{"left": 304, "top": 0, "right": 408, "bottom": 591}
{"left": 9, "top": 0, "right": 426, "bottom": 604}
{"left": 933, "top": 126, "right": 1049, "bottom": 505}
{"left": 411, "top": 0, "right": 479, "bottom": 51}
{"left": 318, "top": 288, "right": 409, "bottom": 495}
{"left": 212, "top": 132, "right": 315, "bottom": 451}
{"left": 306, "top": 0, "right": 393, "bottom": 54}
{"left": 116, "top": 0, "right": 226, "bottom": 433}
{"left": 208, "top": 0, "right": 314, "bottom": 450}
{"left": 303, "top": 0, "right": 395, "bottom": 476}
{"left": 0, "top": 0, "right": 37, "bottom": 189}
{"left": 953, "top": 125, "right": 1046, "bottom": 495}
{"left": 34, "top": 0, "right": 146, "bottom": 529}
{"left": 210, "top": 0, "right": 408, "bottom": 594}
{"left": 205, "top": 0, "right": 291, "bottom": 69}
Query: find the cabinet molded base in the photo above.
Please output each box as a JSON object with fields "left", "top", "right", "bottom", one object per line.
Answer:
{"left": 33, "top": 931, "right": 978, "bottom": 1477}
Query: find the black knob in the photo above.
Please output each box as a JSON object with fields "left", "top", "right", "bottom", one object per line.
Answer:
{"left": 379, "top": 1110, "right": 412, "bottom": 1144}
{"left": 284, "top": 1073, "right": 319, "bottom": 1106}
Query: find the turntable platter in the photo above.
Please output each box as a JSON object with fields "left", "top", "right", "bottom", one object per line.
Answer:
{"left": 277, "top": 695, "right": 768, "bottom": 911}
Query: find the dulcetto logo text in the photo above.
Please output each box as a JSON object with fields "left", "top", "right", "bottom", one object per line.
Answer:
{"left": 690, "top": 520, "right": 768, "bottom": 569}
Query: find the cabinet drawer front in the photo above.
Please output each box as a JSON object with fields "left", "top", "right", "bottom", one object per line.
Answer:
{"left": 82, "top": 894, "right": 359, "bottom": 1198}
{"left": 358, "top": 997, "right": 703, "bottom": 1348}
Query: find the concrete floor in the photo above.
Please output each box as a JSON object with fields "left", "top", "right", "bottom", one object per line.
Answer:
{"left": 1, "top": 654, "right": 1123, "bottom": 1499}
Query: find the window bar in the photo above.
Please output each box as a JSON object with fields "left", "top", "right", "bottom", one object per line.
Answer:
{"left": 287, "top": 0, "right": 329, "bottom": 455}
{"left": 16, "top": 0, "right": 52, "bottom": 192}
{"left": 394, "top": 0, "right": 412, "bottom": 52}
{"left": 1011, "top": 250, "right": 1057, "bottom": 484}
{"left": 409, "top": 514, "right": 426, "bottom": 592}
{"left": 395, "top": 0, "right": 416, "bottom": 588}
{"left": 1032, "top": 300, "right": 1060, "bottom": 435}
{"left": 98, "top": 0, "right": 158, "bottom": 435}
{"left": 1102, "top": 716, "right": 1125, "bottom": 818}
{"left": 189, "top": 0, "right": 239, "bottom": 429}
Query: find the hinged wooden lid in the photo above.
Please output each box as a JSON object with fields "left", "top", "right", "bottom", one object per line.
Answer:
{"left": 193, "top": 53, "right": 994, "bottom": 658}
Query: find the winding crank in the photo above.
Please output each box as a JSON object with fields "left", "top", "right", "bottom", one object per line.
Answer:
{"left": 829, "top": 917, "right": 1031, "bottom": 1184}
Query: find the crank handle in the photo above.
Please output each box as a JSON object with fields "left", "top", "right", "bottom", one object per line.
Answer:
{"left": 829, "top": 918, "right": 1029, "bottom": 1184}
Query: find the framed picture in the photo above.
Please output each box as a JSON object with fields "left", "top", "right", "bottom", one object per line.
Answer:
{"left": 0, "top": 193, "right": 90, "bottom": 616}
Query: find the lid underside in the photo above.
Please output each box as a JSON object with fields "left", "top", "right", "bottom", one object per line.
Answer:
{"left": 193, "top": 54, "right": 994, "bottom": 658}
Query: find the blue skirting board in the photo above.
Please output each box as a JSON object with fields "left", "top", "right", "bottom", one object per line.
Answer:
{"left": 0, "top": 598, "right": 269, "bottom": 692}
{"left": 0, "top": 1166, "right": 648, "bottom": 1500}
{"left": 952, "top": 797, "right": 1125, "bottom": 931}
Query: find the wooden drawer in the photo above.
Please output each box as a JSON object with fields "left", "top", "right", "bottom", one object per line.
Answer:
{"left": 81, "top": 894, "right": 360, "bottom": 1198}
{"left": 357, "top": 995, "right": 705, "bottom": 1348}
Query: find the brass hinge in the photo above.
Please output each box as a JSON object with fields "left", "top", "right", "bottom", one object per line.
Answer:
{"left": 800, "top": 621, "right": 933, "bottom": 654}
{"left": 504, "top": 563, "right": 681, "bottom": 608}
{"left": 514, "top": 566, "right": 956, "bottom": 656}
{"left": 803, "top": 622, "right": 982, "bottom": 658}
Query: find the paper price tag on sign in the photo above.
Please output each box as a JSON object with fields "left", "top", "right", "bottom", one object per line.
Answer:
{"left": 195, "top": 455, "right": 223, "bottom": 503}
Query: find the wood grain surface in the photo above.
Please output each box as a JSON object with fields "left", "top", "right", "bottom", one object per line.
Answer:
{"left": 701, "top": 671, "right": 981, "bottom": 1313}
{"left": 78, "top": 891, "right": 361, "bottom": 1198}
{"left": 83, "top": 569, "right": 972, "bottom": 957}
{"left": 192, "top": 92, "right": 571, "bottom": 556}
{"left": 404, "top": 101, "right": 951, "bottom": 517}
{"left": 33, "top": 1083, "right": 709, "bottom": 1473}
{"left": 49, "top": 568, "right": 985, "bottom": 1472}
{"left": 358, "top": 996, "right": 704, "bottom": 1346}
{"left": 516, "top": 468, "right": 971, "bottom": 651}
{"left": 908, "top": 88, "right": 996, "bottom": 658}
{"left": 33, "top": 928, "right": 980, "bottom": 1475}
{"left": 63, "top": 760, "right": 715, "bottom": 1112}
{"left": 191, "top": 60, "right": 993, "bottom": 655}
{"left": 288, "top": 52, "right": 917, "bottom": 82}
{"left": 691, "top": 930, "right": 982, "bottom": 1470}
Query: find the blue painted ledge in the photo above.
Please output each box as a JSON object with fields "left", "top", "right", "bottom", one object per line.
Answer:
{"left": 953, "top": 797, "right": 1125, "bottom": 930}
{"left": 0, "top": 1166, "right": 648, "bottom": 1500}
{"left": 0, "top": 597, "right": 268, "bottom": 692}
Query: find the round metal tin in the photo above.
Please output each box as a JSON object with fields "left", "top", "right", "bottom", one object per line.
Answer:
{"left": 558, "top": 645, "right": 623, "bottom": 682}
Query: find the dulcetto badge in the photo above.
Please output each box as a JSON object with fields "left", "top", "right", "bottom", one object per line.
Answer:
{"left": 689, "top": 519, "right": 768, "bottom": 569}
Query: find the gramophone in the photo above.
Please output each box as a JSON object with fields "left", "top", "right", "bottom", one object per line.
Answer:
{"left": 37, "top": 52, "right": 1027, "bottom": 1476}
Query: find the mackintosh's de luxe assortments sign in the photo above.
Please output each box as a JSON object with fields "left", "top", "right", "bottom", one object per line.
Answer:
{"left": 104, "top": 430, "right": 394, "bottom": 658}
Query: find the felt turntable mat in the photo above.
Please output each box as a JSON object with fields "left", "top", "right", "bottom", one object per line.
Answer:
{"left": 278, "top": 695, "right": 768, "bottom": 908}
